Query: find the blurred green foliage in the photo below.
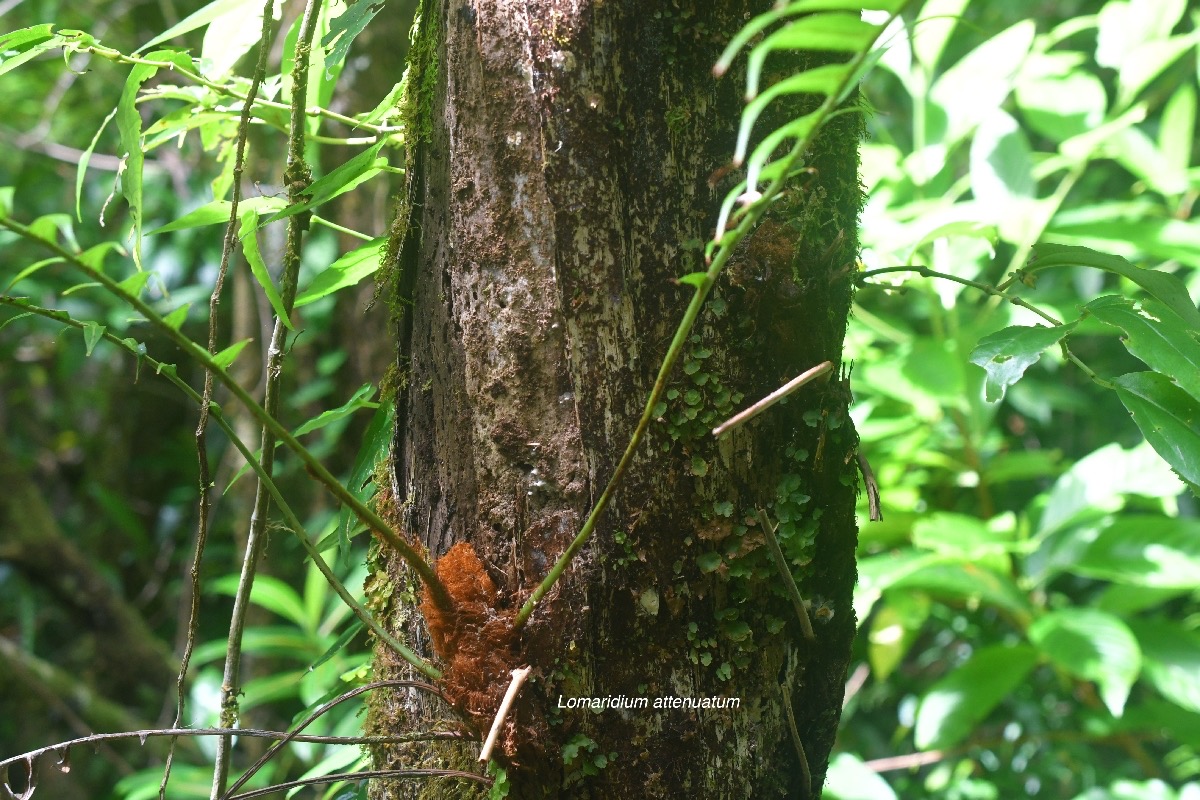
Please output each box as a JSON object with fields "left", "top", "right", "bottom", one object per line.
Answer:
{"left": 1, "top": 0, "right": 1198, "bottom": 799}
{"left": 831, "top": 1, "right": 1200, "bottom": 798}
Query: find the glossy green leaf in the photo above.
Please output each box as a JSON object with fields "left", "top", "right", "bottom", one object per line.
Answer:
{"left": 117, "top": 52, "right": 190, "bottom": 267}
{"left": 868, "top": 591, "right": 931, "bottom": 682}
{"left": 970, "top": 322, "right": 1076, "bottom": 402}
{"left": 323, "top": 0, "right": 385, "bottom": 72}
{"left": 261, "top": 141, "right": 388, "bottom": 226}
{"left": 1130, "top": 619, "right": 1200, "bottom": 714}
{"left": 213, "top": 338, "right": 252, "bottom": 369}
{"left": 4, "top": 257, "right": 65, "bottom": 293}
{"left": 746, "top": 14, "right": 876, "bottom": 99}
{"left": 696, "top": 552, "right": 723, "bottom": 573}
{"left": 294, "top": 238, "right": 386, "bottom": 307}
{"left": 1025, "top": 244, "right": 1200, "bottom": 330}
{"left": 1086, "top": 296, "right": 1200, "bottom": 401}
{"left": 238, "top": 210, "right": 294, "bottom": 330}
{"left": 914, "top": 644, "right": 1039, "bottom": 749}
{"left": 1112, "top": 372, "right": 1200, "bottom": 487}
{"left": 294, "top": 383, "right": 377, "bottom": 437}
{"left": 734, "top": 63, "right": 847, "bottom": 163}
{"left": 81, "top": 321, "right": 106, "bottom": 356}
{"left": 824, "top": 752, "right": 898, "bottom": 800}
{"left": 211, "top": 574, "right": 309, "bottom": 631}
{"left": 1074, "top": 516, "right": 1200, "bottom": 589}
{"left": 0, "top": 25, "right": 64, "bottom": 79}
{"left": 138, "top": 0, "right": 247, "bottom": 52}
{"left": 163, "top": 303, "right": 190, "bottom": 331}
{"left": 147, "top": 196, "right": 287, "bottom": 235}
{"left": 336, "top": 401, "right": 395, "bottom": 559}
{"left": 1029, "top": 609, "right": 1140, "bottom": 716}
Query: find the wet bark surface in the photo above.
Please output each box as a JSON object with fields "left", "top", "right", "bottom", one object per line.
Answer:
{"left": 369, "top": 1, "right": 863, "bottom": 797}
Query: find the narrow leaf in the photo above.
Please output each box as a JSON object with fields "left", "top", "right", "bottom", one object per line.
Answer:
{"left": 238, "top": 210, "right": 294, "bottom": 330}
{"left": 138, "top": 0, "right": 248, "bottom": 52}
{"left": 76, "top": 107, "right": 119, "bottom": 222}
{"left": 213, "top": 338, "right": 253, "bottom": 369}
{"left": 294, "top": 383, "right": 377, "bottom": 437}
{"left": 147, "top": 196, "right": 287, "bottom": 235}
{"left": 294, "top": 238, "right": 386, "bottom": 307}
{"left": 323, "top": 0, "right": 385, "bottom": 73}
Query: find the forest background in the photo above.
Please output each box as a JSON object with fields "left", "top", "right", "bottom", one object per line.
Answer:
{"left": 0, "top": 0, "right": 1198, "bottom": 798}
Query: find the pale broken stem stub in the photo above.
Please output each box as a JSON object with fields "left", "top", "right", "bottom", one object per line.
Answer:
{"left": 479, "top": 667, "right": 532, "bottom": 764}
{"left": 712, "top": 361, "right": 833, "bottom": 437}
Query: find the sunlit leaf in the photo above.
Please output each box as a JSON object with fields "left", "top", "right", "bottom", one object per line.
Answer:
{"left": 294, "top": 238, "right": 386, "bottom": 307}
{"left": 1130, "top": 619, "right": 1200, "bottom": 714}
{"left": 1029, "top": 608, "right": 1140, "bottom": 716}
{"left": 1113, "top": 372, "right": 1200, "bottom": 487}
{"left": 294, "top": 383, "right": 377, "bottom": 437}
{"left": 238, "top": 209, "right": 294, "bottom": 330}
{"left": 914, "top": 644, "right": 1038, "bottom": 749}
{"left": 1086, "top": 295, "right": 1200, "bottom": 401}
{"left": 970, "top": 322, "right": 1076, "bottom": 403}
{"left": 147, "top": 196, "right": 287, "bottom": 235}
{"left": 213, "top": 338, "right": 253, "bottom": 369}
{"left": 1074, "top": 516, "right": 1200, "bottom": 590}
{"left": 323, "top": 0, "right": 385, "bottom": 74}
{"left": 211, "top": 574, "right": 309, "bottom": 631}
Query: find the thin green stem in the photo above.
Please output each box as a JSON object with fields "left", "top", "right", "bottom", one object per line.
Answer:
{"left": 858, "top": 264, "right": 1115, "bottom": 389}
{"left": 79, "top": 44, "right": 402, "bottom": 138}
{"left": 513, "top": 4, "right": 910, "bottom": 628}
{"left": 0, "top": 296, "right": 441, "bottom": 680}
{"left": 0, "top": 218, "right": 451, "bottom": 609}
{"left": 311, "top": 214, "right": 375, "bottom": 241}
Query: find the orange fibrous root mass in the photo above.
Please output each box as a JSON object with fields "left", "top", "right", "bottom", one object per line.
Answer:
{"left": 421, "top": 542, "right": 518, "bottom": 733}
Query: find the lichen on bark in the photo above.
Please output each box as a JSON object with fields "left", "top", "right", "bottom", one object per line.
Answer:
{"left": 365, "top": 2, "right": 864, "bottom": 797}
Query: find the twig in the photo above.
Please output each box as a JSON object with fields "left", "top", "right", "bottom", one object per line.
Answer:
{"left": 173, "top": 2, "right": 275, "bottom": 797}
{"left": 756, "top": 509, "right": 815, "bottom": 643}
{"left": 712, "top": 361, "right": 832, "bottom": 437}
{"left": 780, "top": 684, "right": 811, "bottom": 799}
{"left": 478, "top": 667, "right": 532, "bottom": 764}
{"left": 209, "top": 2, "right": 324, "bottom": 793}
{"left": 0, "top": 218, "right": 451, "bottom": 608}
{"left": 0, "top": 727, "right": 465, "bottom": 773}
{"left": 0, "top": 298, "right": 439, "bottom": 679}
{"left": 225, "top": 768, "right": 491, "bottom": 799}
{"left": 222, "top": 679, "right": 453, "bottom": 798}
{"left": 856, "top": 450, "right": 882, "bottom": 522}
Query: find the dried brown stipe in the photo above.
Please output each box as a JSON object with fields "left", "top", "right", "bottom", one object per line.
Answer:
{"left": 421, "top": 542, "right": 521, "bottom": 748}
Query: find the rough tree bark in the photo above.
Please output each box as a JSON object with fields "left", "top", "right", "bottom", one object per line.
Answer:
{"left": 367, "top": 1, "right": 863, "bottom": 797}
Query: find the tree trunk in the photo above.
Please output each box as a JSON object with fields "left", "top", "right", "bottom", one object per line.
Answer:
{"left": 368, "top": 1, "right": 862, "bottom": 797}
